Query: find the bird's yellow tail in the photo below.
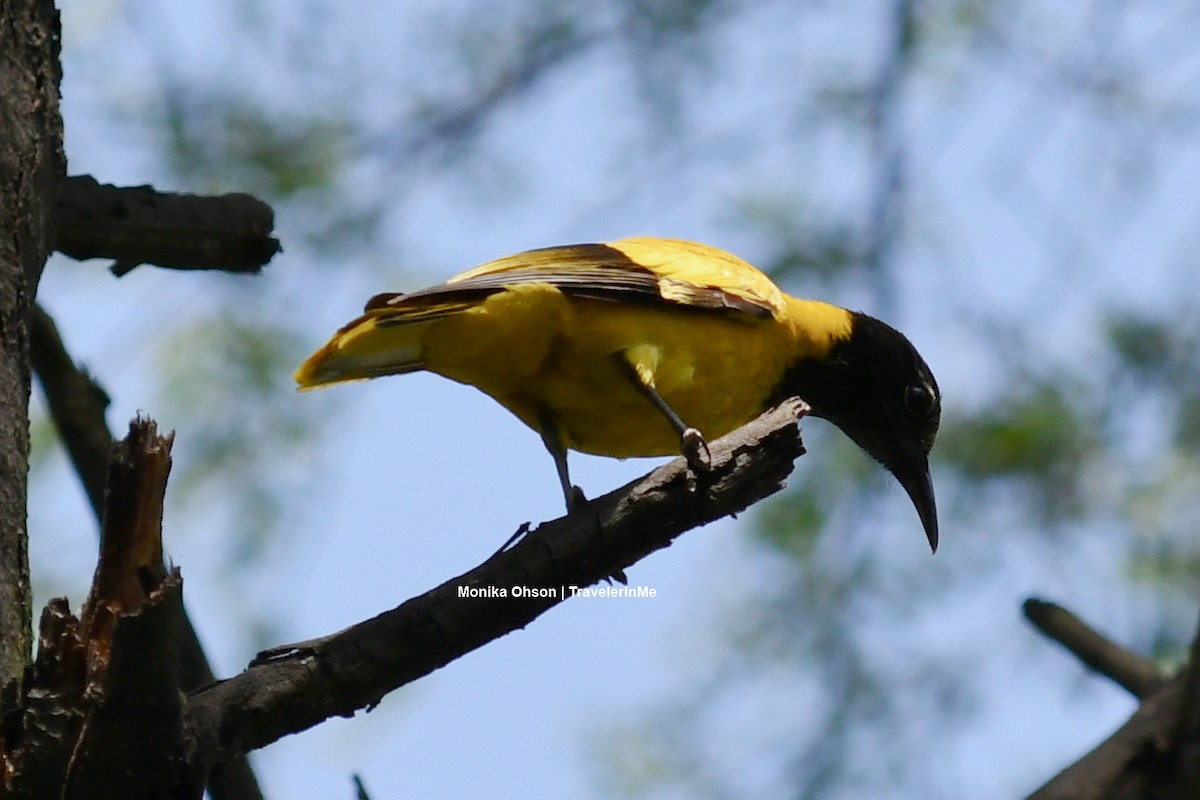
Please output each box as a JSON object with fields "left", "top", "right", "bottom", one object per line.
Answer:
{"left": 294, "top": 311, "right": 435, "bottom": 390}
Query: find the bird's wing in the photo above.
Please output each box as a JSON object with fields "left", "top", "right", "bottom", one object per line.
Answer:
{"left": 365, "top": 238, "right": 783, "bottom": 319}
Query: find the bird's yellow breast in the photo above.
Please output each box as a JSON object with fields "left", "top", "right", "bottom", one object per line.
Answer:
{"left": 419, "top": 282, "right": 843, "bottom": 457}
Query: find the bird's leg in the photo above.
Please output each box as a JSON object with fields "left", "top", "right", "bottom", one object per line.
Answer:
{"left": 538, "top": 410, "right": 587, "bottom": 514}
{"left": 617, "top": 357, "right": 711, "bottom": 473}
{"left": 538, "top": 410, "right": 624, "bottom": 581}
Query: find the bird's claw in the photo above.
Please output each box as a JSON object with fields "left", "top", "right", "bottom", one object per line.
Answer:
{"left": 566, "top": 485, "right": 588, "bottom": 514}
{"left": 681, "top": 427, "right": 715, "bottom": 496}
{"left": 681, "top": 427, "right": 711, "bottom": 472}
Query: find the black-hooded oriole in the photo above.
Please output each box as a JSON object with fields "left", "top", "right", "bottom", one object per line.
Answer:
{"left": 296, "top": 237, "right": 941, "bottom": 550}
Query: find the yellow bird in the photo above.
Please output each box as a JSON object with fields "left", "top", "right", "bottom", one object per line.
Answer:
{"left": 296, "top": 237, "right": 941, "bottom": 550}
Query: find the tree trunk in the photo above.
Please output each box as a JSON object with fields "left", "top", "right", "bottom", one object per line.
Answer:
{"left": 0, "top": 0, "right": 65, "bottom": 689}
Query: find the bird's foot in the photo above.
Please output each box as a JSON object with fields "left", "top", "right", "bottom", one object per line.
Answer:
{"left": 605, "top": 569, "right": 629, "bottom": 586}
{"left": 681, "top": 427, "right": 711, "bottom": 472}
{"left": 680, "top": 427, "right": 714, "bottom": 496}
{"left": 566, "top": 485, "right": 589, "bottom": 515}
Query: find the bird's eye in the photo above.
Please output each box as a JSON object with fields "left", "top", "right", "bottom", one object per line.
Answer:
{"left": 905, "top": 382, "right": 935, "bottom": 416}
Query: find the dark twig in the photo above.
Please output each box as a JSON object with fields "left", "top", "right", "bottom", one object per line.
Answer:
{"left": 28, "top": 309, "right": 265, "bottom": 800}
{"left": 53, "top": 175, "right": 280, "bottom": 276}
{"left": 185, "top": 400, "right": 811, "bottom": 775}
{"left": 1171, "top": 605, "right": 1200, "bottom": 749}
{"left": 1025, "top": 674, "right": 1186, "bottom": 800}
{"left": 1025, "top": 598, "right": 1200, "bottom": 799}
{"left": 1023, "top": 597, "right": 1167, "bottom": 699}
{"left": 10, "top": 420, "right": 198, "bottom": 797}
{"left": 29, "top": 305, "right": 113, "bottom": 514}
{"left": 64, "top": 420, "right": 184, "bottom": 794}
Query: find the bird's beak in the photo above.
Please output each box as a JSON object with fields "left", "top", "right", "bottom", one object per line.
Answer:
{"left": 892, "top": 453, "right": 938, "bottom": 553}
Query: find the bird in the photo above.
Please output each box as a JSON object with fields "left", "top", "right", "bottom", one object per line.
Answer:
{"left": 295, "top": 237, "right": 942, "bottom": 550}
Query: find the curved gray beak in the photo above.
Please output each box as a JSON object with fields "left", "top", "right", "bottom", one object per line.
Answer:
{"left": 893, "top": 454, "right": 938, "bottom": 552}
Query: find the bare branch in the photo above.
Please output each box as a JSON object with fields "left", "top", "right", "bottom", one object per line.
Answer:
{"left": 30, "top": 304, "right": 113, "bottom": 515}
{"left": 1171, "top": 606, "right": 1200, "bottom": 750}
{"left": 185, "top": 399, "right": 811, "bottom": 773}
{"left": 53, "top": 175, "right": 280, "bottom": 276}
{"left": 6, "top": 420, "right": 202, "bottom": 798}
{"left": 1025, "top": 673, "right": 1185, "bottom": 800}
{"left": 1023, "top": 598, "right": 1167, "bottom": 699}
{"left": 1025, "top": 599, "right": 1200, "bottom": 800}
{"left": 28, "top": 312, "right": 265, "bottom": 800}
{"left": 78, "top": 419, "right": 173, "bottom": 635}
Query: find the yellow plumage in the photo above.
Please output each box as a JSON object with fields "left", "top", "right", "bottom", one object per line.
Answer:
{"left": 296, "top": 236, "right": 943, "bottom": 549}
{"left": 295, "top": 237, "right": 852, "bottom": 457}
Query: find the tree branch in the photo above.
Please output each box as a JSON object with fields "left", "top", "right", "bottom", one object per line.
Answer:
{"left": 5, "top": 419, "right": 204, "bottom": 798}
{"left": 29, "top": 305, "right": 112, "bottom": 514}
{"left": 53, "top": 175, "right": 280, "bottom": 276}
{"left": 185, "top": 399, "right": 811, "bottom": 774}
{"left": 1023, "top": 598, "right": 1167, "bottom": 699}
{"left": 27, "top": 308, "right": 266, "bottom": 800}
{"left": 63, "top": 420, "right": 192, "bottom": 796}
{"left": 1025, "top": 673, "right": 1186, "bottom": 800}
{"left": 1169, "top": 606, "right": 1200, "bottom": 755}
{"left": 1024, "top": 599, "right": 1200, "bottom": 800}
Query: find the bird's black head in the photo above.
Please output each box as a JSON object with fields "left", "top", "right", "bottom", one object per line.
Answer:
{"left": 775, "top": 312, "right": 941, "bottom": 551}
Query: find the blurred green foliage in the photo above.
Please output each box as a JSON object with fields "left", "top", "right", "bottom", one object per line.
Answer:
{"left": 155, "top": 308, "right": 317, "bottom": 567}
{"left": 164, "top": 98, "right": 349, "bottom": 198}
{"left": 938, "top": 383, "right": 1096, "bottom": 520}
